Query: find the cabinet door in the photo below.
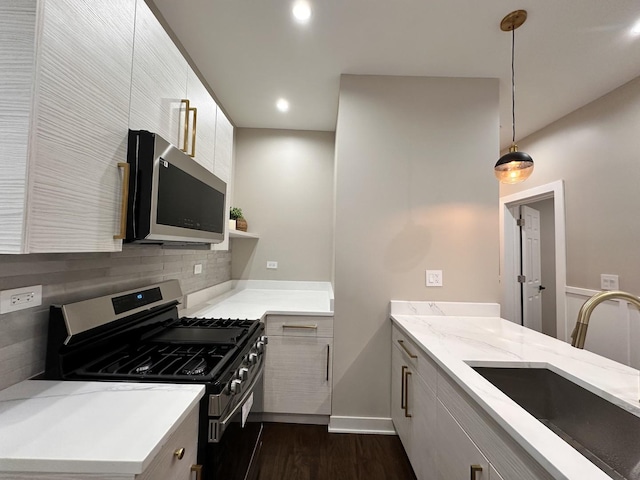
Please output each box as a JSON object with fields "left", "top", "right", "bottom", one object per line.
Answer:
{"left": 411, "top": 373, "right": 437, "bottom": 480}
{"left": 264, "top": 336, "right": 332, "bottom": 415}
{"left": 391, "top": 344, "right": 412, "bottom": 457}
{"left": 212, "top": 108, "right": 233, "bottom": 251}
{"left": 436, "top": 400, "right": 489, "bottom": 480}
{"left": 186, "top": 68, "right": 216, "bottom": 173}
{"left": 26, "top": 0, "right": 135, "bottom": 252}
{"left": 129, "top": 0, "right": 187, "bottom": 148}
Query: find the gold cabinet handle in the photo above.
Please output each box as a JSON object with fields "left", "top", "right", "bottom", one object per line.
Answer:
{"left": 174, "top": 447, "right": 185, "bottom": 460}
{"left": 404, "top": 371, "right": 412, "bottom": 418}
{"left": 398, "top": 339, "right": 418, "bottom": 359}
{"left": 400, "top": 365, "right": 407, "bottom": 409}
{"left": 326, "top": 343, "right": 330, "bottom": 381}
{"left": 189, "top": 106, "right": 197, "bottom": 158}
{"left": 181, "top": 99, "right": 190, "bottom": 153}
{"left": 113, "top": 162, "right": 130, "bottom": 240}
{"left": 282, "top": 324, "right": 318, "bottom": 330}
{"left": 191, "top": 464, "right": 203, "bottom": 480}
{"left": 470, "top": 465, "right": 483, "bottom": 479}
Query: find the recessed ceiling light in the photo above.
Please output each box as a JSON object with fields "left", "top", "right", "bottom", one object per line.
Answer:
{"left": 632, "top": 19, "right": 640, "bottom": 36}
{"left": 276, "top": 98, "right": 290, "bottom": 112}
{"left": 292, "top": 1, "right": 311, "bottom": 24}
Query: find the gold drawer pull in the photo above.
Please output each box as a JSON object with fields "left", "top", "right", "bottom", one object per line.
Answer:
{"left": 174, "top": 447, "right": 185, "bottom": 460}
{"left": 113, "top": 162, "right": 130, "bottom": 240}
{"left": 404, "top": 371, "right": 412, "bottom": 418}
{"left": 398, "top": 339, "right": 417, "bottom": 359}
{"left": 282, "top": 324, "right": 318, "bottom": 330}
{"left": 181, "top": 99, "right": 190, "bottom": 153}
{"left": 191, "top": 464, "right": 203, "bottom": 480}
{"left": 470, "top": 464, "right": 483, "bottom": 479}
{"left": 189, "top": 106, "right": 197, "bottom": 158}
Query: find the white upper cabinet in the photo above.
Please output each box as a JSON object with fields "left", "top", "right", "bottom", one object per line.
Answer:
{"left": 0, "top": 0, "right": 136, "bottom": 253}
{"left": 129, "top": 0, "right": 187, "bottom": 149}
{"left": 212, "top": 108, "right": 234, "bottom": 251}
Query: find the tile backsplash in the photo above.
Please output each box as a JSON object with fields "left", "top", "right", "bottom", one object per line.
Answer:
{"left": 0, "top": 244, "right": 231, "bottom": 391}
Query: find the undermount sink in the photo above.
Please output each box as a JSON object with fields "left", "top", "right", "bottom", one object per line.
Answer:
{"left": 472, "top": 367, "right": 640, "bottom": 480}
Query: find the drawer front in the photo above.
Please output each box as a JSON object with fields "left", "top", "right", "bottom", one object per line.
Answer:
{"left": 266, "top": 315, "right": 333, "bottom": 337}
{"left": 136, "top": 407, "right": 199, "bottom": 480}
{"left": 392, "top": 324, "right": 437, "bottom": 390}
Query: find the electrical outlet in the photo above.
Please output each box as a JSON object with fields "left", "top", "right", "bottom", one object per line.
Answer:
{"left": 1, "top": 285, "right": 43, "bottom": 314}
{"left": 194, "top": 264, "right": 203, "bottom": 275}
{"left": 426, "top": 270, "right": 443, "bottom": 287}
{"left": 601, "top": 274, "right": 619, "bottom": 291}
{"left": 266, "top": 261, "right": 278, "bottom": 270}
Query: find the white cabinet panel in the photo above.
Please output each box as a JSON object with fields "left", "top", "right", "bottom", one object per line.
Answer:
{"left": 264, "top": 336, "right": 332, "bottom": 415}
{"left": 26, "top": 0, "right": 135, "bottom": 252}
{"left": 0, "top": 0, "right": 36, "bottom": 253}
{"left": 211, "top": 108, "right": 233, "bottom": 252}
{"left": 129, "top": 0, "right": 187, "bottom": 148}
{"left": 411, "top": 370, "right": 437, "bottom": 479}
{"left": 436, "top": 400, "right": 489, "bottom": 480}
{"left": 391, "top": 344, "right": 412, "bottom": 456}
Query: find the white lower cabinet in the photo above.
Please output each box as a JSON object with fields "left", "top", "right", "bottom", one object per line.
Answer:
{"left": 263, "top": 315, "right": 333, "bottom": 416}
{"left": 436, "top": 400, "right": 489, "bottom": 480}
{"left": 391, "top": 324, "right": 553, "bottom": 480}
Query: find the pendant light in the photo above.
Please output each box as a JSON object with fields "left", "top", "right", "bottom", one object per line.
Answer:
{"left": 494, "top": 10, "right": 534, "bottom": 184}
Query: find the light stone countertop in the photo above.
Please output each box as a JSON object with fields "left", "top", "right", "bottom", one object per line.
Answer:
{"left": 0, "top": 381, "right": 205, "bottom": 475}
{"left": 183, "top": 280, "right": 334, "bottom": 320}
{"left": 390, "top": 300, "right": 640, "bottom": 480}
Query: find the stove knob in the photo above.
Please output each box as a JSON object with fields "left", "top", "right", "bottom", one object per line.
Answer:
{"left": 256, "top": 341, "right": 265, "bottom": 353}
{"left": 238, "top": 367, "right": 249, "bottom": 381}
{"left": 260, "top": 336, "right": 269, "bottom": 345}
{"left": 248, "top": 352, "right": 258, "bottom": 365}
{"left": 230, "top": 379, "right": 242, "bottom": 395}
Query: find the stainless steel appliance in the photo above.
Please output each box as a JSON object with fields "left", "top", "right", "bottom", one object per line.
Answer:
{"left": 44, "top": 280, "right": 266, "bottom": 480}
{"left": 125, "top": 130, "right": 227, "bottom": 245}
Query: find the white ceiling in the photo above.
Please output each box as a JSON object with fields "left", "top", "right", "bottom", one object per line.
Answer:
{"left": 150, "top": 0, "right": 640, "bottom": 149}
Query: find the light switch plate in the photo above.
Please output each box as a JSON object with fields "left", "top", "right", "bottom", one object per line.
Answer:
{"left": 1, "top": 285, "right": 43, "bottom": 314}
{"left": 267, "top": 261, "right": 278, "bottom": 269}
{"left": 194, "top": 264, "right": 203, "bottom": 275}
{"left": 600, "top": 274, "right": 619, "bottom": 290}
{"left": 426, "top": 270, "right": 443, "bottom": 287}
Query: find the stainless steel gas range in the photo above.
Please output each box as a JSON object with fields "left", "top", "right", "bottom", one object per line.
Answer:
{"left": 44, "top": 280, "right": 266, "bottom": 480}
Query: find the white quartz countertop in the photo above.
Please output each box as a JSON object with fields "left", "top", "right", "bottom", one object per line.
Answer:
{"left": 185, "top": 280, "right": 334, "bottom": 320}
{"left": 390, "top": 300, "right": 640, "bottom": 480}
{"left": 0, "top": 381, "right": 205, "bottom": 474}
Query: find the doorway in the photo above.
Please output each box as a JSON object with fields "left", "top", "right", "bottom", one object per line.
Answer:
{"left": 499, "top": 180, "right": 568, "bottom": 341}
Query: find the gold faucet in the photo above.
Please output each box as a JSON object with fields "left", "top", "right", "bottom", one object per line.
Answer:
{"left": 571, "top": 290, "right": 640, "bottom": 348}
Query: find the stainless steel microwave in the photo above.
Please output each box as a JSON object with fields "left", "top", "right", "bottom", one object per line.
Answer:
{"left": 125, "top": 130, "right": 226, "bottom": 245}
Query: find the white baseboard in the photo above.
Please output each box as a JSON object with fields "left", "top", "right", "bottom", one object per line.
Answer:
{"left": 328, "top": 416, "right": 396, "bottom": 435}
{"left": 259, "top": 413, "right": 329, "bottom": 425}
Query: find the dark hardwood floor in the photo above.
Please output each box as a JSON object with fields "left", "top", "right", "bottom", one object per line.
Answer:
{"left": 256, "top": 423, "right": 417, "bottom": 480}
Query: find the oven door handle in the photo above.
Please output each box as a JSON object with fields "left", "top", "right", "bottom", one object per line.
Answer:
{"left": 220, "top": 363, "right": 264, "bottom": 428}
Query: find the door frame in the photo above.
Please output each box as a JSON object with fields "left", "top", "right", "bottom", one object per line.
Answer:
{"left": 499, "top": 180, "right": 568, "bottom": 341}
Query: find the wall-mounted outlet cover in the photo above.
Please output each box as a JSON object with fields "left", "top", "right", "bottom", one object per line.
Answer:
{"left": 267, "top": 261, "right": 278, "bottom": 269}
{"left": 426, "top": 270, "right": 443, "bottom": 287}
{"left": 1, "top": 285, "right": 43, "bottom": 314}
{"left": 600, "top": 274, "right": 619, "bottom": 291}
{"left": 194, "top": 264, "right": 203, "bottom": 275}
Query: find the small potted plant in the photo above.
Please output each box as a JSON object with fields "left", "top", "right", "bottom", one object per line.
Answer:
{"left": 229, "top": 207, "right": 247, "bottom": 232}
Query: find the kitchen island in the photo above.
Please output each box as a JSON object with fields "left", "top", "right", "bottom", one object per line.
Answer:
{"left": 0, "top": 381, "right": 204, "bottom": 478}
{"left": 391, "top": 300, "right": 640, "bottom": 480}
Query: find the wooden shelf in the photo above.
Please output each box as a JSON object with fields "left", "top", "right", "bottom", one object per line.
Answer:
{"left": 229, "top": 229, "right": 260, "bottom": 239}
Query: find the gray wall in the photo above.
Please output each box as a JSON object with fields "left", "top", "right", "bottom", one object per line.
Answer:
{"left": 528, "top": 198, "right": 556, "bottom": 337}
{"left": 501, "top": 75, "right": 640, "bottom": 294}
{"left": 0, "top": 244, "right": 231, "bottom": 391}
{"left": 231, "top": 129, "right": 335, "bottom": 281}
{"left": 333, "top": 75, "right": 500, "bottom": 418}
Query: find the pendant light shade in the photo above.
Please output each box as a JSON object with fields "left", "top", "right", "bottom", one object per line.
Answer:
{"left": 494, "top": 144, "right": 534, "bottom": 184}
{"left": 495, "top": 10, "right": 533, "bottom": 184}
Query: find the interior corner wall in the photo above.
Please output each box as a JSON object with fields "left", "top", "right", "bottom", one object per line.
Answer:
{"left": 499, "top": 75, "right": 640, "bottom": 294}
{"left": 231, "top": 128, "right": 335, "bottom": 281}
{"left": 332, "top": 75, "right": 500, "bottom": 419}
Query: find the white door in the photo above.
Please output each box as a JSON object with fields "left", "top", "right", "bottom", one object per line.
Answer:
{"left": 520, "top": 205, "right": 542, "bottom": 332}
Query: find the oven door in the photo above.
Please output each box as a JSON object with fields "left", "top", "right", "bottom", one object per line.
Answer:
{"left": 206, "top": 367, "right": 264, "bottom": 480}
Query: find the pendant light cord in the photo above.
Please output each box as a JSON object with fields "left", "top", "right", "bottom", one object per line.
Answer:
{"left": 511, "top": 27, "right": 516, "bottom": 144}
